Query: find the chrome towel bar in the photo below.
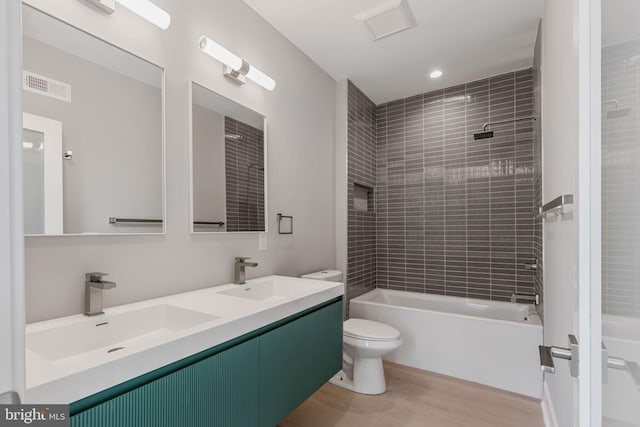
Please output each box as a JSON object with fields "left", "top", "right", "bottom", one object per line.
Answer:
{"left": 194, "top": 221, "right": 225, "bottom": 226}
{"left": 108, "top": 217, "right": 163, "bottom": 224}
{"left": 536, "top": 194, "right": 574, "bottom": 219}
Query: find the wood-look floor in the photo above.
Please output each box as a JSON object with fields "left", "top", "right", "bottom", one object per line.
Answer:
{"left": 279, "top": 362, "right": 544, "bottom": 427}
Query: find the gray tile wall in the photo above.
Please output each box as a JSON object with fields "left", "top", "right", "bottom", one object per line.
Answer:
{"left": 346, "top": 81, "right": 377, "bottom": 312}
{"left": 375, "top": 70, "right": 538, "bottom": 301}
{"left": 225, "top": 116, "right": 265, "bottom": 232}
{"left": 602, "top": 39, "right": 640, "bottom": 317}
{"left": 533, "top": 21, "right": 544, "bottom": 319}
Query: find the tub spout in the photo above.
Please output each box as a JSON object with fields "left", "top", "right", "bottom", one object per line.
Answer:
{"left": 511, "top": 293, "right": 540, "bottom": 305}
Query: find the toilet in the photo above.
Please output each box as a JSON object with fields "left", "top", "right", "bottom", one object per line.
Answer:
{"left": 301, "top": 270, "right": 402, "bottom": 395}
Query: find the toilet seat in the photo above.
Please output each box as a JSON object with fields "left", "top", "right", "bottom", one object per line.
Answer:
{"left": 343, "top": 318, "right": 400, "bottom": 341}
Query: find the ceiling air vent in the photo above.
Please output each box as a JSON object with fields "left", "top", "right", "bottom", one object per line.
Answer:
{"left": 355, "top": 0, "right": 417, "bottom": 41}
{"left": 23, "top": 71, "right": 71, "bottom": 103}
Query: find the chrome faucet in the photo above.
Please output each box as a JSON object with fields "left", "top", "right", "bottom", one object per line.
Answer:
{"left": 234, "top": 257, "right": 258, "bottom": 285}
{"left": 511, "top": 293, "right": 540, "bottom": 305}
{"left": 84, "top": 272, "right": 116, "bottom": 316}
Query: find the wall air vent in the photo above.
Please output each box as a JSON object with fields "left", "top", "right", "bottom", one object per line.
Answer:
{"left": 355, "top": 0, "right": 417, "bottom": 41}
{"left": 23, "top": 71, "right": 72, "bottom": 103}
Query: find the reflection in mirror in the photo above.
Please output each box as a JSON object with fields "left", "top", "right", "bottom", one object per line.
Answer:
{"left": 22, "top": 5, "right": 164, "bottom": 235}
{"left": 191, "top": 82, "right": 266, "bottom": 233}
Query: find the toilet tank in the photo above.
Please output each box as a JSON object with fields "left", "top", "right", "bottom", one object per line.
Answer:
{"left": 301, "top": 270, "right": 342, "bottom": 282}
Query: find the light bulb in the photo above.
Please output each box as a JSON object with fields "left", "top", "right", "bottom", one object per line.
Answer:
{"left": 198, "top": 36, "right": 243, "bottom": 71}
{"left": 245, "top": 65, "right": 276, "bottom": 91}
{"left": 116, "top": 0, "right": 170, "bottom": 30}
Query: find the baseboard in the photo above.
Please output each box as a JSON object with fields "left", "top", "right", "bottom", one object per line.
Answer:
{"left": 541, "top": 381, "right": 559, "bottom": 427}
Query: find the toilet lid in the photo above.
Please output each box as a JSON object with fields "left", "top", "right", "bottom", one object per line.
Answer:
{"left": 343, "top": 318, "right": 400, "bottom": 341}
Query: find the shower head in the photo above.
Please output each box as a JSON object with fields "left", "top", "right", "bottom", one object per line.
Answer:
{"left": 473, "top": 116, "right": 536, "bottom": 141}
{"left": 473, "top": 131, "right": 494, "bottom": 140}
{"left": 606, "top": 108, "right": 631, "bottom": 119}
{"left": 603, "top": 100, "right": 631, "bottom": 119}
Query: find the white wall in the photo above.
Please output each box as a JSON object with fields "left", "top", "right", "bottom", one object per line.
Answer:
{"left": 541, "top": 0, "right": 580, "bottom": 425}
{"left": 23, "top": 0, "right": 337, "bottom": 323}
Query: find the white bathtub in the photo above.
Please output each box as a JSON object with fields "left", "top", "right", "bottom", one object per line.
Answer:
{"left": 350, "top": 288, "right": 543, "bottom": 398}
{"left": 602, "top": 315, "right": 640, "bottom": 426}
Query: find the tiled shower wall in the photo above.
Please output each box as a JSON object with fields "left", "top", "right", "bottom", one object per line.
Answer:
{"left": 346, "top": 81, "right": 377, "bottom": 309}
{"left": 224, "top": 117, "right": 265, "bottom": 232}
{"left": 375, "top": 70, "right": 537, "bottom": 301}
{"left": 602, "top": 39, "right": 640, "bottom": 317}
{"left": 346, "top": 70, "right": 540, "bottom": 307}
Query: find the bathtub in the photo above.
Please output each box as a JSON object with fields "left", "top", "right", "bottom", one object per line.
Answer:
{"left": 350, "top": 288, "right": 543, "bottom": 398}
{"left": 602, "top": 315, "right": 640, "bottom": 426}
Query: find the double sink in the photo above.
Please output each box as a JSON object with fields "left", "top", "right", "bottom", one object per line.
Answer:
{"left": 25, "top": 275, "right": 343, "bottom": 404}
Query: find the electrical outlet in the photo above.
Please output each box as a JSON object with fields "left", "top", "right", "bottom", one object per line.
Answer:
{"left": 259, "top": 233, "right": 268, "bottom": 251}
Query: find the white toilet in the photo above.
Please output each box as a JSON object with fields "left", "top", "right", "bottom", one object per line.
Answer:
{"left": 301, "top": 270, "right": 402, "bottom": 395}
{"left": 334, "top": 318, "right": 402, "bottom": 394}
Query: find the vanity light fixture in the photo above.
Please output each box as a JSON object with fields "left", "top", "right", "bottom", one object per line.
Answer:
{"left": 83, "top": 0, "right": 171, "bottom": 30}
{"left": 198, "top": 36, "right": 276, "bottom": 91}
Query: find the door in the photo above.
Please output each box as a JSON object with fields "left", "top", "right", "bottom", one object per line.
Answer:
{"left": 22, "top": 113, "right": 63, "bottom": 235}
{"left": 538, "top": 0, "right": 601, "bottom": 424}
{"left": 542, "top": 0, "right": 640, "bottom": 425}
{"left": 600, "top": 0, "right": 640, "bottom": 425}
{"left": 0, "top": 0, "right": 26, "bottom": 405}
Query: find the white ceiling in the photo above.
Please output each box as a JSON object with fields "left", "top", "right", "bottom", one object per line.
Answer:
{"left": 244, "top": 0, "right": 545, "bottom": 104}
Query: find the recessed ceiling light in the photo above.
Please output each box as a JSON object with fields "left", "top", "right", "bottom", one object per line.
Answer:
{"left": 430, "top": 70, "right": 443, "bottom": 79}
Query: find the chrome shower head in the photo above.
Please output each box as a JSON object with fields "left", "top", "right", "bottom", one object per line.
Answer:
{"left": 603, "top": 100, "right": 631, "bottom": 119}
{"left": 606, "top": 108, "right": 631, "bottom": 119}
{"left": 473, "top": 131, "right": 494, "bottom": 140}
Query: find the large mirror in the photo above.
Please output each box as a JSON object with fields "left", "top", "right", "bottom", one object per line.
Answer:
{"left": 190, "top": 82, "right": 266, "bottom": 233}
{"left": 22, "top": 5, "right": 164, "bottom": 235}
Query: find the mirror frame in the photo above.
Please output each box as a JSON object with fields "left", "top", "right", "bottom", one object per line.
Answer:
{"left": 23, "top": 4, "right": 166, "bottom": 237}
{"left": 188, "top": 81, "right": 268, "bottom": 234}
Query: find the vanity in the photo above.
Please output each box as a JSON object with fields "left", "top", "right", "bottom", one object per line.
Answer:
{"left": 26, "top": 276, "right": 343, "bottom": 427}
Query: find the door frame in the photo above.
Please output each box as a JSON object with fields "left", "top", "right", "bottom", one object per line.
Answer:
{"left": 0, "top": 0, "right": 26, "bottom": 404}
{"left": 578, "top": 0, "right": 602, "bottom": 424}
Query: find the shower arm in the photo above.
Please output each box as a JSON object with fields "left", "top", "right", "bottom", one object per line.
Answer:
{"left": 482, "top": 116, "right": 537, "bottom": 131}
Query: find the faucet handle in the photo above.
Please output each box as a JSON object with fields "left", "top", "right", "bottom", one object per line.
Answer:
{"left": 85, "top": 272, "right": 108, "bottom": 282}
{"left": 235, "top": 257, "right": 251, "bottom": 263}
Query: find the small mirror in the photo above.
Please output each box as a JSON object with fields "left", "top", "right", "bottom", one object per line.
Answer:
{"left": 22, "top": 5, "right": 164, "bottom": 235}
{"left": 190, "top": 82, "right": 266, "bottom": 233}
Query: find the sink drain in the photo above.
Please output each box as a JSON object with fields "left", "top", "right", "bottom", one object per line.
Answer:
{"left": 107, "top": 346, "right": 125, "bottom": 354}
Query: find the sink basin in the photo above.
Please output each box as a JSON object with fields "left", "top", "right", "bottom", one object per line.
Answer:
{"left": 27, "top": 304, "right": 218, "bottom": 363}
{"left": 218, "top": 277, "right": 326, "bottom": 301}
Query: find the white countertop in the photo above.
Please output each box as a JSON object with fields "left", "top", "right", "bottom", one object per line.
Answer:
{"left": 25, "top": 275, "right": 344, "bottom": 404}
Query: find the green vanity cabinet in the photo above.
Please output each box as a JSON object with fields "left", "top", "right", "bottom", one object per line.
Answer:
{"left": 71, "top": 337, "right": 261, "bottom": 427}
{"left": 70, "top": 298, "right": 342, "bottom": 427}
{"left": 259, "top": 298, "right": 343, "bottom": 427}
